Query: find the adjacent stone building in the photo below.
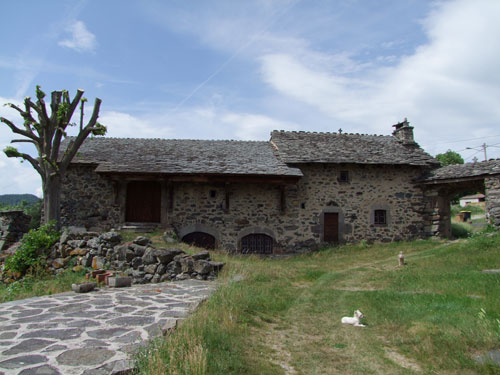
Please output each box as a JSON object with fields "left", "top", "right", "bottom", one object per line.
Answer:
{"left": 62, "top": 119, "right": 467, "bottom": 253}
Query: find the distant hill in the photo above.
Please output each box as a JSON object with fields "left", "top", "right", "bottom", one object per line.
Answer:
{"left": 0, "top": 194, "right": 41, "bottom": 206}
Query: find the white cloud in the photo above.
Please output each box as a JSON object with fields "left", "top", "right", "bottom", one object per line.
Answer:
{"left": 221, "top": 112, "right": 299, "bottom": 140}
{"left": 258, "top": 0, "right": 500, "bottom": 158}
{"left": 58, "top": 20, "right": 97, "bottom": 53}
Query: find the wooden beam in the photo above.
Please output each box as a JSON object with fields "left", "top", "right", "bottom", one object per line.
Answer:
{"left": 102, "top": 172, "right": 301, "bottom": 185}
{"left": 168, "top": 182, "right": 174, "bottom": 210}
{"left": 280, "top": 185, "right": 286, "bottom": 214}
{"left": 225, "top": 183, "right": 230, "bottom": 213}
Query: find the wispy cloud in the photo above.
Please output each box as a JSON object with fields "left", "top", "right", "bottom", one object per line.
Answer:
{"left": 58, "top": 20, "right": 97, "bottom": 53}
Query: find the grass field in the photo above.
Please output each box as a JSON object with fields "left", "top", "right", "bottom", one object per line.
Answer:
{"left": 2, "top": 228, "right": 500, "bottom": 374}
{"left": 136, "top": 232, "right": 500, "bottom": 375}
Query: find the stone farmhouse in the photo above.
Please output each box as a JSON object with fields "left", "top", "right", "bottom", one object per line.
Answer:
{"left": 59, "top": 120, "right": 500, "bottom": 253}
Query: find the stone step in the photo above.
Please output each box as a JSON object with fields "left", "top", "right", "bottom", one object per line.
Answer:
{"left": 121, "top": 222, "right": 159, "bottom": 233}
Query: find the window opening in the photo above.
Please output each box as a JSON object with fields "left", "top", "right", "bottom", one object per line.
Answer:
{"left": 374, "top": 209, "right": 387, "bottom": 225}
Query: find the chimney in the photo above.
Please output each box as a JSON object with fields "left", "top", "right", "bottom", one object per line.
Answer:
{"left": 392, "top": 118, "right": 415, "bottom": 145}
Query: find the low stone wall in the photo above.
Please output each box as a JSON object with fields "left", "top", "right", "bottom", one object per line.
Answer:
{"left": 486, "top": 176, "right": 500, "bottom": 230}
{"left": 44, "top": 228, "right": 223, "bottom": 284}
{"left": 0, "top": 210, "right": 30, "bottom": 251}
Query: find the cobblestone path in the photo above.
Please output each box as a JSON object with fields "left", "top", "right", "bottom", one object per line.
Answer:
{"left": 0, "top": 280, "right": 215, "bottom": 375}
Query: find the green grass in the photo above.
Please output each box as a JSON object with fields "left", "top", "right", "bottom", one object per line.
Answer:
{"left": 0, "top": 267, "right": 87, "bottom": 303}
{"left": 135, "top": 233, "right": 500, "bottom": 375}
{"left": 451, "top": 204, "right": 486, "bottom": 216}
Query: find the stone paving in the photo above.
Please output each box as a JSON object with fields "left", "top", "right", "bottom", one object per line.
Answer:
{"left": 0, "top": 280, "right": 216, "bottom": 375}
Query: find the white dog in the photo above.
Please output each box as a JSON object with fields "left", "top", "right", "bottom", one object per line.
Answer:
{"left": 341, "top": 310, "right": 366, "bottom": 327}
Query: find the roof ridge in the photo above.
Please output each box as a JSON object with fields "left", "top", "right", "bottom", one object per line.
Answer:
{"left": 272, "top": 130, "right": 389, "bottom": 137}
{"left": 79, "top": 137, "right": 269, "bottom": 143}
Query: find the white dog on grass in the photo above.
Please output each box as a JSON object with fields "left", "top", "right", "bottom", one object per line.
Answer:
{"left": 341, "top": 310, "right": 366, "bottom": 327}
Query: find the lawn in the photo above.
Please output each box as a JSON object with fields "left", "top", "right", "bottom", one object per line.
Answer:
{"left": 136, "top": 232, "right": 500, "bottom": 375}
{"left": 2, "top": 228, "right": 500, "bottom": 374}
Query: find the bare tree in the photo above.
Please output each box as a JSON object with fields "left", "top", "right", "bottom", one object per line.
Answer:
{"left": 1, "top": 86, "right": 106, "bottom": 226}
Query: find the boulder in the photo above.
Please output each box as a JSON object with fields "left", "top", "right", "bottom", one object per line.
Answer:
{"left": 142, "top": 248, "right": 156, "bottom": 265}
{"left": 209, "top": 261, "right": 225, "bottom": 272}
{"left": 194, "top": 260, "right": 213, "bottom": 275}
{"left": 192, "top": 251, "right": 210, "bottom": 260}
{"left": 179, "top": 256, "right": 194, "bottom": 273}
{"left": 99, "top": 231, "right": 122, "bottom": 246}
{"left": 131, "top": 257, "right": 143, "bottom": 269}
{"left": 144, "top": 264, "right": 158, "bottom": 275}
{"left": 155, "top": 248, "right": 183, "bottom": 264}
{"left": 130, "top": 244, "right": 146, "bottom": 257}
{"left": 156, "top": 263, "right": 167, "bottom": 275}
{"left": 166, "top": 261, "right": 181, "bottom": 275}
{"left": 133, "top": 236, "right": 151, "bottom": 246}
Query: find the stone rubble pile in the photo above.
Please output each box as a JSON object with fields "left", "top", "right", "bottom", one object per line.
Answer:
{"left": 47, "top": 227, "right": 224, "bottom": 284}
{"left": 0, "top": 210, "right": 30, "bottom": 252}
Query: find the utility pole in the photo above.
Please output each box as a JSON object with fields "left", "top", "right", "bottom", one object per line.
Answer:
{"left": 482, "top": 143, "right": 487, "bottom": 161}
{"left": 467, "top": 143, "right": 488, "bottom": 161}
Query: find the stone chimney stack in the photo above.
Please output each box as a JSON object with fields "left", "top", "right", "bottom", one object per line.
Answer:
{"left": 392, "top": 118, "right": 415, "bottom": 145}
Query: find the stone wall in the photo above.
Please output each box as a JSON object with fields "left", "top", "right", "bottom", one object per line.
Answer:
{"left": 289, "top": 164, "right": 428, "bottom": 244}
{"left": 0, "top": 211, "right": 30, "bottom": 251}
{"left": 61, "top": 164, "right": 429, "bottom": 252}
{"left": 485, "top": 176, "right": 500, "bottom": 229}
{"left": 60, "top": 165, "right": 120, "bottom": 230}
{"left": 168, "top": 164, "right": 428, "bottom": 251}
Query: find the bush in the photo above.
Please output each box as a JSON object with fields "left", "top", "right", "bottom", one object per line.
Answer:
{"left": 4, "top": 222, "right": 60, "bottom": 274}
{"left": 451, "top": 222, "right": 472, "bottom": 238}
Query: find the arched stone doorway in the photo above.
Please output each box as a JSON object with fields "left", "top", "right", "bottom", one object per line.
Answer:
{"left": 182, "top": 232, "right": 216, "bottom": 250}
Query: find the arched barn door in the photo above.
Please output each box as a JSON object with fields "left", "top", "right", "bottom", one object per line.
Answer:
{"left": 240, "top": 233, "right": 273, "bottom": 254}
{"left": 182, "top": 232, "right": 216, "bottom": 250}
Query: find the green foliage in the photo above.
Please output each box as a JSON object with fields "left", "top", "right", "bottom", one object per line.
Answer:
{"left": 436, "top": 149, "right": 464, "bottom": 166}
{"left": 3, "top": 145, "right": 21, "bottom": 158}
{"left": 35, "top": 85, "right": 46, "bottom": 99}
{"left": 91, "top": 122, "right": 107, "bottom": 136}
{"left": 451, "top": 222, "right": 473, "bottom": 238}
{"left": 56, "top": 102, "right": 70, "bottom": 124}
{"left": 4, "top": 222, "right": 60, "bottom": 274}
{"left": 0, "top": 267, "right": 87, "bottom": 303}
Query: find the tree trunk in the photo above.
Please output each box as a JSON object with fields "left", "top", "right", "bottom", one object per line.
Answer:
{"left": 43, "top": 175, "right": 62, "bottom": 228}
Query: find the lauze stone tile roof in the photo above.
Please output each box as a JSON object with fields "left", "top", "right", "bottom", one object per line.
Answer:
{"left": 420, "top": 159, "right": 500, "bottom": 182}
{"left": 270, "top": 130, "right": 439, "bottom": 166}
{"left": 61, "top": 137, "right": 303, "bottom": 177}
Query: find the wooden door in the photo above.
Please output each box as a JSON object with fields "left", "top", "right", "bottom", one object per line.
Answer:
{"left": 324, "top": 213, "right": 339, "bottom": 243}
{"left": 126, "top": 181, "right": 161, "bottom": 222}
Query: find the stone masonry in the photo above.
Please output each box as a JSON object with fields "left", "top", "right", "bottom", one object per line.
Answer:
{"left": 0, "top": 211, "right": 30, "bottom": 252}
{"left": 61, "top": 163, "right": 429, "bottom": 252}
{"left": 485, "top": 176, "right": 500, "bottom": 229}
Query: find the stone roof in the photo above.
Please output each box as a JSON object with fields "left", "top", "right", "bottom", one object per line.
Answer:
{"left": 270, "top": 130, "right": 438, "bottom": 166}
{"left": 61, "top": 137, "right": 303, "bottom": 177}
{"left": 420, "top": 159, "right": 500, "bottom": 182}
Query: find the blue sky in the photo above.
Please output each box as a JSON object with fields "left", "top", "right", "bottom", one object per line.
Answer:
{"left": 1, "top": 0, "right": 500, "bottom": 196}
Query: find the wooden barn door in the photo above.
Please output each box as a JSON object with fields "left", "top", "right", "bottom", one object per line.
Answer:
{"left": 126, "top": 181, "right": 161, "bottom": 222}
{"left": 324, "top": 213, "right": 339, "bottom": 243}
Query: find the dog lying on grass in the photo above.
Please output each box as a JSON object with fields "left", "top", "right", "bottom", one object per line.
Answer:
{"left": 341, "top": 310, "right": 366, "bottom": 327}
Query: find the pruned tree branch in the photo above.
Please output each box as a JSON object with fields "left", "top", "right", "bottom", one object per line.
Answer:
{"left": 0, "top": 117, "right": 39, "bottom": 141}
{"left": 60, "top": 97, "right": 102, "bottom": 171}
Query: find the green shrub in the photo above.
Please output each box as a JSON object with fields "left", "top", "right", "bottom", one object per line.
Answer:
{"left": 451, "top": 222, "right": 472, "bottom": 238}
{"left": 4, "top": 222, "right": 60, "bottom": 274}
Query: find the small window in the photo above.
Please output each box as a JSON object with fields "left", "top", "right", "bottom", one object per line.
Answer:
{"left": 209, "top": 190, "right": 217, "bottom": 198}
{"left": 301, "top": 202, "right": 306, "bottom": 209}
{"left": 374, "top": 209, "right": 387, "bottom": 225}
{"left": 241, "top": 233, "right": 273, "bottom": 254}
{"left": 339, "top": 170, "right": 349, "bottom": 183}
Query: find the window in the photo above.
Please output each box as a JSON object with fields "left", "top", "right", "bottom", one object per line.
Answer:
{"left": 339, "top": 170, "right": 349, "bottom": 183}
{"left": 209, "top": 190, "right": 217, "bottom": 198}
{"left": 374, "top": 209, "right": 387, "bottom": 225}
{"left": 241, "top": 233, "right": 273, "bottom": 254}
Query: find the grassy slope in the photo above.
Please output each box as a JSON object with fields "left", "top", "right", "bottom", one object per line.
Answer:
{"left": 136, "top": 233, "right": 500, "bottom": 375}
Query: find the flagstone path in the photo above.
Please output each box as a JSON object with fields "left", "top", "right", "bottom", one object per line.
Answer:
{"left": 0, "top": 279, "right": 216, "bottom": 375}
